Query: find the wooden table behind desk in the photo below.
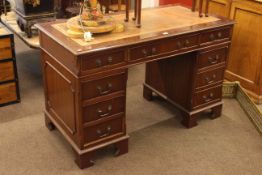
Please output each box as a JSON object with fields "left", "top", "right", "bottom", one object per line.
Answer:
{"left": 37, "top": 5, "right": 234, "bottom": 169}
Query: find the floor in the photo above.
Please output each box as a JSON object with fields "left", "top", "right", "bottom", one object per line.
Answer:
{"left": 0, "top": 37, "right": 262, "bottom": 175}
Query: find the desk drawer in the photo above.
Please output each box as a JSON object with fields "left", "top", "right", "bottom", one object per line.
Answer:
{"left": 192, "top": 86, "right": 222, "bottom": 108}
{"left": 129, "top": 35, "right": 199, "bottom": 62}
{"left": 83, "top": 115, "right": 124, "bottom": 146}
{"left": 197, "top": 47, "right": 227, "bottom": 70}
{"left": 0, "top": 61, "right": 15, "bottom": 82}
{"left": 0, "top": 82, "right": 17, "bottom": 105}
{"left": 82, "top": 72, "right": 127, "bottom": 100}
{"left": 83, "top": 96, "right": 125, "bottom": 123}
{"left": 0, "top": 38, "right": 12, "bottom": 60}
{"left": 201, "top": 28, "right": 231, "bottom": 44}
{"left": 195, "top": 67, "right": 225, "bottom": 89}
{"left": 81, "top": 50, "right": 126, "bottom": 73}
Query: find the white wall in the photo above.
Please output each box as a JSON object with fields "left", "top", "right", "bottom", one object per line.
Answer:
{"left": 142, "top": 0, "right": 159, "bottom": 8}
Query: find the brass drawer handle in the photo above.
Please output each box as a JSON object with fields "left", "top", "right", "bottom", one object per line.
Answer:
{"left": 151, "top": 47, "right": 157, "bottom": 55}
{"left": 208, "top": 55, "right": 219, "bottom": 64}
{"left": 217, "top": 32, "right": 222, "bottom": 39}
{"left": 107, "top": 56, "right": 113, "bottom": 64}
{"left": 177, "top": 41, "right": 182, "bottom": 49}
{"left": 96, "top": 59, "right": 102, "bottom": 67}
{"left": 96, "top": 126, "right": 111, "bottom": 138}
{"left": 142, "top": 49, "right": 148, "bottom": 57}
{"left": 205, "top": 74, "right": 217, "bottom": 84}
{"left": 202, "top": 93, "right": 214, "bottom": 102}
{"left": 97, "top": 83, "right": 112, "bottom": 95}
{"left": 185, "top": 39, "right": 190, "bottom": 47}
{"left": 97, "top": 105, "right": 112, "bottom": 117}
{"left": 209, "top": 33, "right": 216, "bottom": 41}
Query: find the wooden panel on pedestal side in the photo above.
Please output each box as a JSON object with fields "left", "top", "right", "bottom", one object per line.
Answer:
{"left": 44, "top": 58, "right": 77, "bottom": 136}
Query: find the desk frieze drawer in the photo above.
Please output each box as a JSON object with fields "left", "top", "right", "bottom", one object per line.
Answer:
{"left": 83, "top": 95, "right": 125, "bottom": 123}
{"left": 128, "top": 35, "right": 199, "bottom": 62}
{"left": 192, "top": 86, "right": 222, "bottom": 109}
{"left": 0, "top": 38, "right": 13, "bottom": 60}
{"left": 0, "top": 61, "right": 15, "bottom": 82}
{"left": 197, "top": 47, "right": 228, "bottom": 70}
{"left": 83, "top": 115, "right": 125, "bottom": 147}
{"left": 81, "top": 50, "right": 126, "bottom": 73}
{"left": 195, "top": 67, "right": 225, "bottom": 89}
{"left": 200, "top": 28, "right": 231, "bottom": 45}
{"left": 81, "top": 72, "right": 127, "bottom": 100}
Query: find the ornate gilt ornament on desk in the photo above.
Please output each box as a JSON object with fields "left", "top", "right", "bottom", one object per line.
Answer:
{"left": 66, "top": 0, "right": 125, "bottom": 40}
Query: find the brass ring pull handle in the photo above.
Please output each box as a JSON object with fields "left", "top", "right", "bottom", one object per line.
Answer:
{"left": 151, "top": 47, "right": 157, "bottom": 55}
{"left": 205, "top": 74, "right": 217, "bottom": 84}
{"left": 107, "top": 56, "right": 113, "bottom": 63}
{"left": 208, "top": 55, "right": 219, "bottom": 64}
{"left": 97, "top": 105, "right": 112, "bottom": 117}
{"left": 97, "top": 83, "right": 112, "bottom": 95}
{"left": 142, "top": 49, "right": 148, "bottom": 57}
{"left": 0, "top": 47, "right": 11, "bottom": 51}
{"left": 202, "top": 93, "right": 214, "bottom": 102}
{"left": 217, "top": 32, "right": 222, "bottom": 39}
{"left": 96, "top": 59, "right": 102, "bottom": 67}
{"left": 209, "top": 33, "right": 215, "bottom": 41}
{"left": 96, "top": 126, "right": 111, "bottom": 138}
{"left": 177, "top": 41, "right": 182, "bottom": 49}
{"left": 185, "top": 39, "right": 190, "bottom": 47}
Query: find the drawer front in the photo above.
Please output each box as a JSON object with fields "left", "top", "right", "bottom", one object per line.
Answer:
{"left": 129, "top": 35, "right": 199, "bottom": 61}
{"left": 197, "top": 47, "right": 227, "bottom": 70}
{"left": 0, "top": 38, "right": 12, "bottom": 60}
{"left": 195, "top": 67, "right": 225, "bottom": 89}
{"left": 192, "top": 86, "right": 222, "bottom": 108}
{"left": 83, "top": 96, "right": 125, "bottom": 123}
{"left": 201, "top": 28, "right": 231, "bottom": 44}
{"left": 84, "top": 116, "right": 124, "bottom": 146}
{"left": 0, "top": 61, "right": 15, "bottom": 82}
{"left": 0, "top": 82, "right": 17, "bottom": 105}
{"left": 82, "top": 72, "right": 127, "bottom": 100}
{"left": 81, "top": 50, "right": 126, "bottom": 72}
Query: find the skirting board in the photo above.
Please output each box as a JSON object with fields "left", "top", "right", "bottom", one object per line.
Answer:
{"left": 223, "top": 82, "right": 262, "bottom": 136}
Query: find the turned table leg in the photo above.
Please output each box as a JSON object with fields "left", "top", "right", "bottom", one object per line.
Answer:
{"left": 133, "top": 0, "right": 137, "bottom": 21}
{"left": 125, "top": 0, "right": 130, "bottom": 22}
{"left": 205, "top": 0, "right": 210, "bottom": 17}
{"left": 199, "top": 0, "right": 204, "bottom": 17}
{"left": 192, "top": 0, "right": 196, "bottom": 12}
{"left": 136, "top": 0, "right": 142, "bottom": 28}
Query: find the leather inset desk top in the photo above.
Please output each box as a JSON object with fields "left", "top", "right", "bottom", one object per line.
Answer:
{"left": 52, "top": 6, "right": 219, "bottom": 46}
{"left": 37, "top": 5, "right": 233, "bottom": 55}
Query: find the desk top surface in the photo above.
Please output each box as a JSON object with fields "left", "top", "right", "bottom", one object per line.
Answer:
{"left": 37, "top": 5, "right": 234, "bottom": 55}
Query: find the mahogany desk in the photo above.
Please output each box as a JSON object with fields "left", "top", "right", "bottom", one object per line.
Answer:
{"left": 37, "top": 6, "right": 234, "bottom": 169}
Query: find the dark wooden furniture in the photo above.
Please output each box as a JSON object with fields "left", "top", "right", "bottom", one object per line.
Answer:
{"left": 37, "top": 5, "right": 234, "bottom": 169}
{"left": 0, "top": 23, "right": 20, "bottom": 107}
{"left": 14, "top": 0, "right": 56, "bottom": 37}
{"left": 0, "top": 0, "right": 10, "bottom": 16}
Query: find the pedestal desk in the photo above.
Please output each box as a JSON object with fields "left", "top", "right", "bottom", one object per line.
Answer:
{"left": 37, "top": 6, "right": 234, "bottom": 169}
